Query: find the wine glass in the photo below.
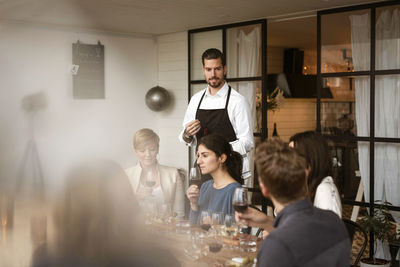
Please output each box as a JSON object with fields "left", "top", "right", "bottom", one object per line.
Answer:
{"left": 159, "top": 203, "right": 172, "bottom": 223}
{"left": 224, "top": 214, "right": 239, "bottom": 249}
{"left": 232, "top": 187, "right": 249, "bottom": 213}
{"left": 144, "top": 197, "right": 158, "bottom": 224}
{"left": 207, "top": 235, "right": 223, "bottom": 265}
{"left": 211, "top": 212, "right": 224, "bottom": 236}
{"left": 189, "top": 166, "right": 201, "bottom": 187}
{"left": 145, "top": 169, "right": 156, "bottom": 188}
{"left": 232, "top": 187, "right": 249, "bottom": 234}
{"left": 199, "top": 210, "right": 211, "bottom": 232}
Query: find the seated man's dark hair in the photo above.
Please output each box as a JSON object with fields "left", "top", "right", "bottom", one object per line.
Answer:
{"left": 255, "top": 138, "right": 307, "bottom": 204}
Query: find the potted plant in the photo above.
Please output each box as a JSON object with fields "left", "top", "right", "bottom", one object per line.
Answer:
{"left": 388, "top": 228, "right": 400, "bottom": 267}
{"left": 359, "top": 201, "right": 395, "bottom": 267}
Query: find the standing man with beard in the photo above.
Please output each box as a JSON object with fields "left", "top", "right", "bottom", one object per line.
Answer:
{"left": 179, "top": 48, "right": 254, "bottom": 182}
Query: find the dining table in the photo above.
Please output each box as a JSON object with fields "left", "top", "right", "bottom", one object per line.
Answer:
{"left": 145, "top": 218, "right": 261, "bottom": 267}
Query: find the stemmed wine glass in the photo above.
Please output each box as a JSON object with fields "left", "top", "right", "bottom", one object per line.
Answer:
{"left": 207, "top": 235, "right": 223, "bottom": 265}
{"left": 211, "top": 212, "right": 224, "bottom": 236}
{"left": 200, "top": 210, "right": 212, "bottom": 232}
{"left": 232, "top": 187, "right": 249, "bottom": 233}
{"left": 144, "top": 197, "right": 158, "bottom": 225}
{"left": 224, "top": 214, "right": 239, "bottom": 249}
{"left": 189, "top": 166, "right": 201, "bottom": 187}
{"left": 145, "top": 169, "right": 156, "bottom": 188}
{"left": 232, "top": 187, "right": 249, "bottom": 213}
{"left": 159, "top": 203, "right": 172, "bottom": 223}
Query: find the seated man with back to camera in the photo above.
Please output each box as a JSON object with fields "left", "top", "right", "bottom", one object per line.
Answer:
{"left": 236, "top": 138, "right": 350, "bottom": 267}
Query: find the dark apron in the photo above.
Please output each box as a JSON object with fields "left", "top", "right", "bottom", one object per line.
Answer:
{"left": 195, "top": 85, "right": 237, "bottom": 143}
{"left": 194, "top": 85, "right": 237, "bottom": 184}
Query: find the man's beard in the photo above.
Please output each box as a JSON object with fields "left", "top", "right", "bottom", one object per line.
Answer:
{"left": 207, "top": 77, "right": 223, "bottom": 88}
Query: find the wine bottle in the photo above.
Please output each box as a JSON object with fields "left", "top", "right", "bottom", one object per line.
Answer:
{"left": 272, "top": 123, "right": 279, "bottom": 137}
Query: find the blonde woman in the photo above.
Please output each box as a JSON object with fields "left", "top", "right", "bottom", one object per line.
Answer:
{"left": 125, "top": 128, "right": 185, "bottom": 218}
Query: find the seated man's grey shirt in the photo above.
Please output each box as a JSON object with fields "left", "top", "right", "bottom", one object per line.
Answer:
{"left": 257, "top": 199, "right": 350, "bottom": 267}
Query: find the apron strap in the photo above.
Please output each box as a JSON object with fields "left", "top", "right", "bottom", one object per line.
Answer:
{"left": 225, "top": 86, "right": 232, "bottom": 109}
{"left": 197, "top": 90, "right": 206, "bottom": 110}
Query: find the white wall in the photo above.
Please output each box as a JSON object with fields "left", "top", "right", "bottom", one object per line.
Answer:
{"left": 0, "top": 24, "right": 191, "bottom": 266}
{"left": 156, "top": 32, "right": 189, "bottom": 171}
{"left": 0, "top": 23, "right": 160, "bottom": 191}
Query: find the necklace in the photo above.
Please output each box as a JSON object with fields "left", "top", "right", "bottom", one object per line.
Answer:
{"left": 213, "top": 182, "right": 231, "bottom": 189}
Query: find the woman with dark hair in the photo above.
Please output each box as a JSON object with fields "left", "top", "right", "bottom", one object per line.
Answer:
{"left": 186, "top": 134, "right": 243, "bottom": 224}
{"left": 289, "top": 131, "right": 342, "bottom": 217}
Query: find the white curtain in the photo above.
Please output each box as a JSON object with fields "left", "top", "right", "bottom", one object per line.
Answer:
{"left": 375, "top": 8, "right": 400, "bottom": 225}
{"left": 237, "top": 27, "right": 261, "bottom": 188}
{"left": 351, "top": 9, "right": 400, "bottom": 260}
{"left": 350, "top": 13, "right": 371, "bottom": 203}
{"left": 237, "top": 27, "right": 260, "bottom": 132}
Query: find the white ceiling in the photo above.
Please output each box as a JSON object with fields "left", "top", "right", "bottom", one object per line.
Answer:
{"left": 0, "top": 0, "right": 385, "bottom": 36}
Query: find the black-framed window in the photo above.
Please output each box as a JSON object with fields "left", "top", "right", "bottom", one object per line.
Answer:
{"left": 318, "top": 0, "right": 400, "bottom": 256}
{"left": 187, "top": 19, "right": 268, "bottom": 171}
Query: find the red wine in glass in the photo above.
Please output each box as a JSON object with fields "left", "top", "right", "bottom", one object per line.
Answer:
{"left": 189, "top": 179, "right": 201, "bottom": 187}
{"left": 233, "top": 202, "right": 248, "bottom": 213}
{"left": 189, "top": 167, "right": 201, "bottom": 187}
{"left": 145, "top": 180, "right": 156, "bottom": 187}
{"left": 201, "top": 223, "right": 211, "bottom": 231}
{"left": 208, "top": 242, "right": 223, "bottom": 253}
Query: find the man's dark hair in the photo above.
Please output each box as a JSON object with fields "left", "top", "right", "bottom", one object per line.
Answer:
{"left": 255, "top": 138, "right": 307, "bottom": 204}
{"left": 201, "top": 48, "right": 225, "bottom": 66}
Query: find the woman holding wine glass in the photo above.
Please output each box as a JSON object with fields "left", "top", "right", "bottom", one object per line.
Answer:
{"left": 186, "top": 133, "right": 243, "bottom": 225}
{"left": 125, "top": 128, "right": 185, "bottom": 218}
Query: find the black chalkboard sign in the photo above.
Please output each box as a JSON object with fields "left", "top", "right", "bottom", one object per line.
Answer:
{"left": 72, "top": 42, "right": 105, "bottom": 99}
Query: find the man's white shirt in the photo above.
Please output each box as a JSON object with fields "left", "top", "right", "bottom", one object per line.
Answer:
{"left": 179, "top": 82, "right": 254, "bottom": 153}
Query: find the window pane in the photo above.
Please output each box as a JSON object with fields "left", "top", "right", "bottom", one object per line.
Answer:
{"left": 374, "top": 143, "right": 400, "bottom": 205}
{"left": 190, "top": 30, "right": 222, "bottom": 80}
{"left": 328, "top": 138, "right": 362, "bottom": 201}
{"left": 376, "top": 5, "right": 400, "bottom": 70}
{"left": 266, "top": 98, "right": 315, "bottom": 142}
{"left": 321, "top": 10, "right": 370, "bottom": 73}
{"left": 226, "top": 24, "right": 262, "bottom": 78}
{"left": 375, "top": 74, "right": 400, "bottom": 138}
{"left": 350, "top": 142, "right": 370, "bottom": 202}
{"left": 322, "top": 76, "right": 370, "bottom": 137}
{"left": 341, "top": 141, "right": 400, "bottom": 205}
{"left": 267, "top": 16, "right": 316, "bottom": 75}
{"left": 229, "top": 81, "right": 261, "bottom": 133}
{"left": 190, "top": 83, "right": 207, "bottom": 97}
{"left": 321, "top": 76, "right": 355, "bottom": 136}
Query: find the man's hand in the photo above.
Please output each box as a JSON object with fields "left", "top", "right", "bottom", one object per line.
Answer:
{"left": 235, "top": 206, "right": 274, "bottom": 232}
{"left": 186, "top": 184, "right": 200, "bottom": 211}
{"left": 183, "top": 120, "right": 201, "bottom": 142}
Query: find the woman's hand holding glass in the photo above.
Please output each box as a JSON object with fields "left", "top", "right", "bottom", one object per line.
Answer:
{"left": 186, "top": 184, "right": 200, "bottom": 211}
